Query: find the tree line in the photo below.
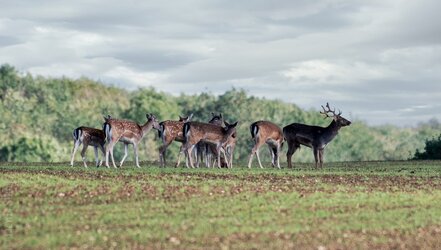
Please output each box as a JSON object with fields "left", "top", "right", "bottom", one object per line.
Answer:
{"left": 0, "top": 64, "right": 440, "bottom": 164}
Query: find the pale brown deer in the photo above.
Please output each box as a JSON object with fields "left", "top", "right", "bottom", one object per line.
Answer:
{"left": 103, "top": 114, "right": 160, "bottom": 168}
{"left": 158, "top": 114, "right": 193, "bottom": 167}
{"left": 283, "top": 103, "right": 351, "bottom": 168}
{"left": 181, "top": 120, "right": 238, "bottom": 168}
{"left": 70, "top": 127, "right": 106, "bottom": 168}
{"left": 247, "top": 121, "right": 284, "bottom": 169}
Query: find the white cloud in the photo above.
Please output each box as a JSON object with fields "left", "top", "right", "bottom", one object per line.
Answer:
{"left": 282, "top": 60, "right": 396, "bottom": 85}
{"left": 0, "top": 0, "right": 440, "bottom": 126}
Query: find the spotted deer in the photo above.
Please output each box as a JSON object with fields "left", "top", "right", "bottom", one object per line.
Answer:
{"left": 248, "top": 121, "right": 284, "bottom": 169}
{"left": 181, "top": 120, "right": 238, "bottom": 168}
{"left": 158, "top": 114, "right": 193, "bottom": 167}
{"left": 70, "top": 127, "right": 106, "bottom": 168}
{"left": 283, "top": 103, "right": 351, "bottom": 168}
{"left": 103, "top": 114, "right": 160, "bottom": 168}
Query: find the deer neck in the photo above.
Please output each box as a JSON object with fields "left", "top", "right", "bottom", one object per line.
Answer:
{"left": 323, "top": 120, "right": 340, "bottom": 143}
{"left": 140, "top": 120, "right": 153, "bottom": 137}
{"left": 221, "top": 128, "right": 236, "bottom": 145}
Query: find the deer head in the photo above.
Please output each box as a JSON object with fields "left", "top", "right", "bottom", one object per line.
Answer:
{"left": 209, "top": 113, "right": 224, "bottom": 126}
{"left": 146, "top": 113, "right": 161, "bottom": 130}
{"left": 320, "top": 103, "right": 351, "bottom": 127}
{"left": 179, "top": 113, "right": 193, "bottom": 122}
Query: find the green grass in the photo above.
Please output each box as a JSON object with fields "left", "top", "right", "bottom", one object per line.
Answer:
{"left": 1, "top": 161, "right": 441, "bottom": 249}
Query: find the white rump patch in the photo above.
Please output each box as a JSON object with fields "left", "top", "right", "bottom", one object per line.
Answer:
{"left": 253, "top": 126, "right": 258, "bottom": 137}
{"left": 105, "top": 124, "right": 112, "bottom": 141}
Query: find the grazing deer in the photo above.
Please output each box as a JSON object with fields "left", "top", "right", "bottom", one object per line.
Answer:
{"left": 70, "top": 127, "right": 106, "bottom": 168}
{"left": 158, "top": 114, "right": 193, "bottom": 167}
{"left": 247, "top": 121, "right": 284, "bottom": 169}
{"left": 103, "top": 114, "right": 160, "bottom": 168}
{"left": 283, "top": 103, "right": 351, "bottom": 168}
{"left": 181, "top": 120, "right": 238, "bottom": 168}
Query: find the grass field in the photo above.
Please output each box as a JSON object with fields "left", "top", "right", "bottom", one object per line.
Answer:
{"left": 1, "top": 161, "right": 441, "bottom": 249}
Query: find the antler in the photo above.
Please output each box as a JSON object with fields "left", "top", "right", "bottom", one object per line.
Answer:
{"left": 320, "top": 102, "right": 340, "bottom": 118}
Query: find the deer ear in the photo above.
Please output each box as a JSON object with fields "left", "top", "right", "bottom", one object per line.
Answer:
{"left": 231, "top": 121, "right": 238, "bottom": 127}
{"left": 224, "top": 121, "right": 230, "bottom": 127}
{"left": 219, "top": 113, "right": 223, "bottom": 118}
{"left": 211, "top": 112, "right": 215, "bottom": 117}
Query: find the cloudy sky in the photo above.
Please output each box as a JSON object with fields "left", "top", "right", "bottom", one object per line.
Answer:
{"left": 1, "top": 0, "right": 440, "bottom": 126}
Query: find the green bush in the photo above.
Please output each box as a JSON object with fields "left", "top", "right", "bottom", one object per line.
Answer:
{"left": 413, "top": 135, "right": 441, "bottom": 160}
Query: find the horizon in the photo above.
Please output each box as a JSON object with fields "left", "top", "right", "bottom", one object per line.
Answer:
{"left": 1, "top": 1, "right": 440, "bottom": 126}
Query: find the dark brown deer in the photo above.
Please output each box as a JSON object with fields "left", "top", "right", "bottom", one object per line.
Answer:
{"left": 70, "top": 127, "right": 106, "bottom": 168}
{"left": 103, "top": 114, "right": 160, "bottom": 168}
{"left": 283, "top": 103, "right": 351, "bottom": 168}
{"left": 158, "top": 114, "right": 193, "bottom": 167}
{"left": 181, "top": 120, "right": 238, "bottom": 168}
{"left": 248, "top": 121, "right": 284, "bottom": 169}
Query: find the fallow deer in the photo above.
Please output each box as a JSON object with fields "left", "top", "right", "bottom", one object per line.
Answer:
{"left": 247, "top": 121, "right": 284, "bottom": 169}
{"left": 196, "top": 113, "right": 224, "bottom": 168}
{"left": 103, "top": 114, "right": 160, "bottom": 168}
{"left": 181, "top": 120, "right": 238, "bottom": 168}
{"left": 158, "top": 114, "right": 193, "bottom": 167}
{"left": 70, "top": 127, "right": 106, "bottom": 168}
{"left": 283, "top": 103, "right": 351, "bottom": 168}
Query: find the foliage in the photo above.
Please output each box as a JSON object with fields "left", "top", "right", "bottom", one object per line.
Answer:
{"left": 413, "top": 134, "right": 441, "bottom": 160}
{"left": 1, "top": 63, "right": 441, "bottom": 163}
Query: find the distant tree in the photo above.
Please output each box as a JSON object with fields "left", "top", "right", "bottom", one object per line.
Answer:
{"left": 413, "top": 134, "right": 441, "bottom": 160}
{"left": 0, "top": 136, "right": 62, "bottom": 162}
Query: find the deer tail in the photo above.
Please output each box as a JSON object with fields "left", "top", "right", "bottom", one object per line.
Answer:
{"left": 183, "top": 122, "right": 191, "bottom": 142}
{"left": 250, "top": 123, "right": 259, "bottom": 139}
{"left": 158, "top": 122, "right": 165, "bottom": 142}
{"left": 73, "top": 127, "right": 83, "bottom": 143}
{"left": 103, "top": 123, "right": 112, "bottom": 142}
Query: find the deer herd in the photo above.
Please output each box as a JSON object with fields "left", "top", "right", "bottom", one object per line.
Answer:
{"left": 70, "top": 103, "right": 351, "bottom": 169}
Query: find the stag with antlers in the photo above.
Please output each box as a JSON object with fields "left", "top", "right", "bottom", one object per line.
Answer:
{"left": 283, "top": 103, "right": 351, "bottom": 168}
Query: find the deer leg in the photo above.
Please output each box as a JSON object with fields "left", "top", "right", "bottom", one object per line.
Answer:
{"left": 175, "top": 144, "right": 185, "bottom": 168}
{"left": 186, "top": 145, "right": 196, "bottom": 168}
{"left": 133, "top": 144, "right": 141, "bottom": 168}
{"left": 319, "top": 149, "right": 324, "bottom": 168}
{"left": 228, "top": 145, "right": 235, "bottom": 168}
{"left": 286, "top": 141, "right": 298, "bottom": 168}
{"left": 120, "top": 143, "right": 129, "bottom": 167}
{"left": 195, "top": 146, "right": 201, "bottom": 168}
{"left": 276, "top": 144, "right": 281, "bottom": 169}
{"left": 105, "top": 141, "right": 113, "bottom": 168}
{"left": 159, "top": 144, "right": 166, "bottom": 167}
{"left": 70, "top": 140, "right": 81, "bottom": 167}
{"left": 220, "top": 148, "right": 228, "bottom": 168}
{"left": 216, "top": 145, "right": 222, "bottom": 169}
{"left": 255, "top": 149, "right": 264, "bottom": 169}
{"left": 313, "top": 147, "right": 319, "bottom": 168}
{"left": 80, "top": 144, "right": 88, "bottom": 168}
{"left": 269, "top": 145, "right": 276, "bottom": 168}
{"left": 93, "top": 146, "right": 100, "bottom": 167}
{"left": 98, "top": 144, "right": 105, "bottom": 167}
{"left": 248, "top": 143, "right": 261, "bottom": 169}
{"left": 110, "top": 145, "right": 117, "bottom": 169}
